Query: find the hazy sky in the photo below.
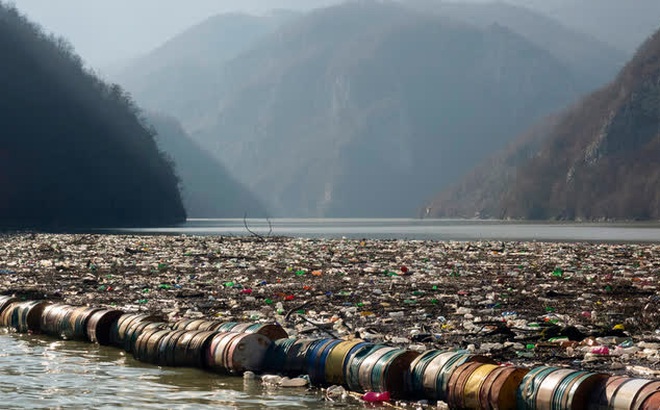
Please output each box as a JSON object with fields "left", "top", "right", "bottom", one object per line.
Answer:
{"left": 11, "top": 0, "right": 339, "bottom": 69}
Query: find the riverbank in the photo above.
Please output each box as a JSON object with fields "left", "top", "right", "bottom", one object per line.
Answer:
{"left": 1, "top": 233, "right": 659, "bottom": 378}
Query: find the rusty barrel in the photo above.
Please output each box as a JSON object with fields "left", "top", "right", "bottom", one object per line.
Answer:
{"left": 364, "top": 347, "right": 419, "bottom": 398}
{"left": 171, "top": 319, "right": 220, "bottom": 331}
{"left": 638, "top": 390, "right": 660, "bottom": 410}
{"left": 0, "top": 296, "right": 18, "bottom": 317}
{"left": 172, "top": 330, "right": 217, "bottom": 368}
{"left": 134, "top": 328, "right": 171, "bottom": 364}
{"left": 421, "top": 351, "right": 495, "bottom": 402}
{"left": 479, "top": 366, "right": 529, "bottom": 410}
{"left": 1, "top": 300, "right": 49, "bottom": 333}
{"left": 109, "top": 313, "right": 163, "bottom": 350}
{"left": 607, "top": 378, "right": 660, "bottom": 410}
{"left": 216, "top": 322, "right": 287, "bottom": 341}
{"left": 157, "top": 329, "right": 190, "bottom": 367}
{"left": 306, "top": 338, "right": 342, "bottom": 386}
{"left": 207, "top": 331, "right": 271, "bottom": 374}
{"left": 86, "top": 309, "right": 123, "bottom": 345}
{"left": 450, "top": 362, "right": 501, "bottom": 409}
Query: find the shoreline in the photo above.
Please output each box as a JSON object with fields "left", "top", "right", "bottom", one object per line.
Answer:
{"left": 1, "top": 233, "right": 659, "bottom": 378}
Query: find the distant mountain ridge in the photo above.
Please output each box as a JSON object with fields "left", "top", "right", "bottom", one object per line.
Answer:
{"left": 0, "top": 3, "right": 186, "bottom": 229}
{"left": 147, "top": 113, "right": 268, "bottom": 218}
{"left": 425, "top": 26, "right": 660, "bottom": 221}
{"left": 185, "top": 2, "right": 585, "bottom": 217}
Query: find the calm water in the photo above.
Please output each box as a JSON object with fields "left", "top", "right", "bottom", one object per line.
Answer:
{"left": 0, "top": 333, "right": 353, "bottom": 409}
{"left": 106, "top": 218, "right": 660, "bottom": 243}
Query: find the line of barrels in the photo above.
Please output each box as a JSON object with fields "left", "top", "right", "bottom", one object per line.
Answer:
{"left": 1, "top": 296, "right": 659, "bottom": 409}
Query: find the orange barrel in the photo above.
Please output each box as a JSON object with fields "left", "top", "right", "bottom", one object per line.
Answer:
{"left": 7, "top": 300, "right": 50, "bottom": 333}
{"left": 609, "top": 378, "right": 660, "bottom": 410}
{"left": 479, "top": 366, "right": 529, "bottom": 410}
{"left": 367, "top": 348, "right": 419, "bottom": 398}
{"left": 306, "top": 339, "right": 343, "bottom": 386}
{"left": 409, "top": 350, "right": 446, "bottom": 397}
{"left": 283, "top": 339, "right": 318, "bottom": 375}
{"left": 638, "top": 390, "right": 660, "bottom": 410}
{"left": 634, "top": 381, "right": 660, "bottom": 409}
{"left": 447, "top": 361, "right": 489, "bottom": 409}
{"left": 0, "top": 296, "right": 18, "bottom": 316}
{"left": 86, "top": 309, "right": 123, "bottom": 345}
{"left": 462, "top": 363, "right": 500, "bottom": 409}
{"left": 207, "top": 331, "right": 271, "bottom": 374}
{"left": 324, "top": 340, "right": 367, "bottom": 385}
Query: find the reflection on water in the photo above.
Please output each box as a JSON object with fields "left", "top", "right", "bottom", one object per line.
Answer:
{"left": 0, "top": 333, "right": 355, "bottom": 409}
{"left": 102, "top": 218, "right": 660, "bottom": 243}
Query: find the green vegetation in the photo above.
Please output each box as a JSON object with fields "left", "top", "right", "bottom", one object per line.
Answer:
{"left": 0, "top": 3, "right": 186, "bottom": 229}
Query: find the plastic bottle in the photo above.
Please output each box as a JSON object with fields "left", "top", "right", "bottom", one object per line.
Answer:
{"left": 362, "top": 391, "right": 390, "bottom": 402}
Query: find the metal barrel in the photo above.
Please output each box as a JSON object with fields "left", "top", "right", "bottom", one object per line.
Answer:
{"left": 589, "top": 376, "right": 631, "bottom": 410}
{"left": 638, "top": 390, "right": 660, "bottom": 410}
{"left": 9, "top": 300, "right": 49, "bottom": 333}
{"left": 283, "top": 339, "right": 318, "bottom": 376}
{"left": 40, "top": 304, "right": 73, "bottom": 337}
{"left": 324, "top": 340, "right": 366, "bottom": 385}
{"left": 196, "top": 320, "right": 224, "bottom": 332}
{"left": 207, "top": 331, "right": 271, "bottom": 374}
{"left": 447, "top": 361, "right": 489, "bottom": 409}
{"left": 0, "top": 296, "right": 18, "bottom": 317}
{"left": 346, "top": 345, "right": 390, "bottom": 392}
{"left": 216, "top": 322, "right": 239, "bottom": 332}
{"left": 358, "top": 347, "right": 399, "bottom": 392}
{"left": 155, "top": 329, "right": 189, "bottom": 366}
{"left": 479, "top": 366, "right": 529, "bottom": 410}
{"left": 123, "top": 319, "right": 167, "bottom": 353}
{"left": 263, "top": 336, "right": 295, "bottom": 372}
{"left": 422, "top": 351, "right": 466, "bottom": 400}
{"left": 134, "top": 328, "right": 170, "bottom": 364}
{"left": 0, "top": 301, "right": 19, "bottom": 330}
{"left": 462, "top": 363, "right": 500, "bottom": 409}
{"left": 633, "top": 381, "right": 660, "bottom": 410}
{"left": 66, "top": 306, "right": 103, "bottom": 340}
{"left": 517, "top": 366, "right": 562, "bottom": 410}
{"left": 369, "top": 348, "right": 419, "bottom": 398}
{"left": 174, "top": 330, "right": 217, "bottom": 368}
{"left": 557, "top": 371, "right": 608, "bottom": 410}
{"left": 244, "top": 323, "right": 288, "bottom": 341}
{"left": 109, "top": 313, "right": 163, "bottom": 349}
{"left": 409, "top": 350, "right": 446, "bottom": 397}
{"left": 437, "top": 353, "right": 495, "bottom": 403}
{"left": 306, "top": 338, "right": 342, "bottom": 386}
{"left": 86, "top": 309, "right": 123, "bottom": 345}
{"left": 171, "top": 319, "right": 199, "bottom": 330}
{"left": 609, "top": 378, "right": 660, "bottom": 410}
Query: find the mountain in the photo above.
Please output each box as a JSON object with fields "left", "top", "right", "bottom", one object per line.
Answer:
{"left": 425, "top": 27, "right": 660, "bottom": 221}
{"left": 111, "top": 11, "right": 298, "bottom": 127}
{"left": 407, "top": 0, "right": 625, "bottom": 88}
{"left": 511, "top": 0, "right": 660, "bottom": 54}
{"left": 0, "top": 4, "right": 185, "bottom": 229}
{"left": 147, "top": 113, "right": 268, "bottom": 218}
{"left": 185, "top": 1, "right": 585, "bottom": 217}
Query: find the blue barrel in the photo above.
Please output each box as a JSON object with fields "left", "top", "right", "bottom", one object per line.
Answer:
{"left": 306, "top": 338, "right": 342, "bottom": 386}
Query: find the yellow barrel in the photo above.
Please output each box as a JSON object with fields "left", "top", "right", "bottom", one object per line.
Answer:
{"left": 324, "top": 340, "right": 365, "bottom": 385}
{"left": 463, "top": 363, "right": 500, "bottom": 409}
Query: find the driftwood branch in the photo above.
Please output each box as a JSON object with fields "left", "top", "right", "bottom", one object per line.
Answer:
{"left": 243, "top": 212, "right": 265, "bottom": 242}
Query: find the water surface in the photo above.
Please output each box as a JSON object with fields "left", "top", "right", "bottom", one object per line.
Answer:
{"left": 0, "top": 333, "right": 352, "bottom": 409}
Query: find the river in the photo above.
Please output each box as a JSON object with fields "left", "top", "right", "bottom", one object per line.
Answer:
{"left": 0, "top": 333, "right": 353, "bottom": 409}
{"left": 106, "top": 218, "right": 660, "bottom": 243}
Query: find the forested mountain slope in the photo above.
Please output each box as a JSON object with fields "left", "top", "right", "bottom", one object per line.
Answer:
{"left": 425, "top": 27, "right": 660, "bottom": 221}
{"left": 0, "top": 4, "right": 185, "bottom": 229}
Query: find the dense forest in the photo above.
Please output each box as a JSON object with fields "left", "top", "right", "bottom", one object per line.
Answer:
{"left": 0, "top": 3, "right": 186, "bottom": 229}
{"left": 425, "top": 26, "right": 660, "bottom": 221}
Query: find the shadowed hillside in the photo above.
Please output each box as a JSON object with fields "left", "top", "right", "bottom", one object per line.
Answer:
{"left": 147, "top": 114, "right": 268, "bottom": 218}
{"left": 0, "top": 3, "right": 186, "bottom": 229}
{"left": 425, "top": 26, "right": 660, "bottom": 221}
